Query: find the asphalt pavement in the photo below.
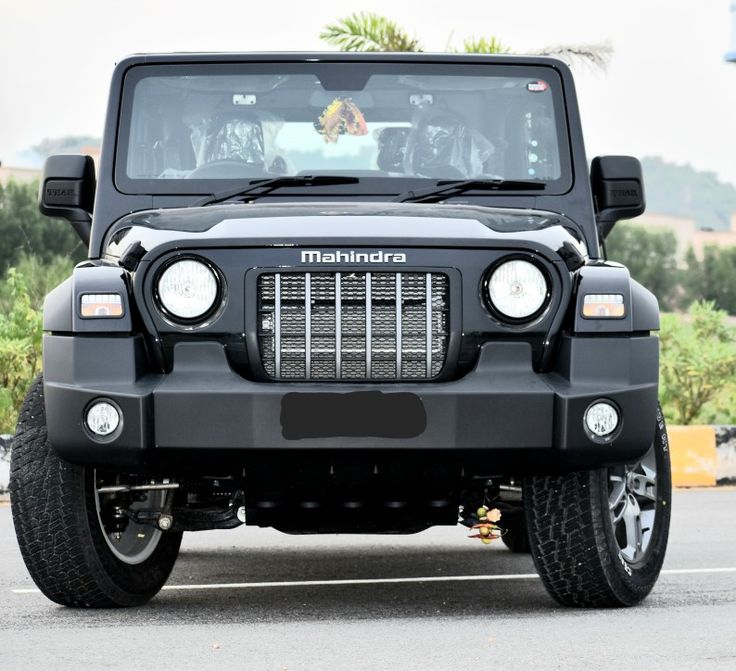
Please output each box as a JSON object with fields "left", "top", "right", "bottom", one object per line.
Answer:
{"left": 1, "top": 488, "right": 735, "bottom": 670}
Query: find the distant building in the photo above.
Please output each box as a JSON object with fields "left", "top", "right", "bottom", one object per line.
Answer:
{"left": 728, "top": 2, "right": 736, "bottom": 62}
{"left": 633, "top": 211, "right": 736, "bottom": 261}
{"left": 0, "top": 164, "right": 41, "bottom": 185}
{"left": 691, "top": 213, "right": 736, "bottom": 256}
{"left": 634, "top": 213, "right": 697, "bottom": 262}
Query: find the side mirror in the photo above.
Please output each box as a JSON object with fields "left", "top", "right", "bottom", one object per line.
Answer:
{"left": 590, "top": 155, "right": 645, "bottom": 239}
{"left": 39, "top": 154, "right": 96, "bottom": 246}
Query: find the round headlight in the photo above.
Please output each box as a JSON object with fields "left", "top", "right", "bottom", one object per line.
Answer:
{"left": 487, "top": 259, "right": 549, "bottom": 320}
{"left": 157, "top": 258, "right": 220, "bottom": 321}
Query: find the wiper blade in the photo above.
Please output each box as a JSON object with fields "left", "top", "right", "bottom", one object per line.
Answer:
{"left": 190, "top": 175, "right": 360, "bottom": 207}
{"left": 393, "top": 179, "right": 545, "bottom": 203}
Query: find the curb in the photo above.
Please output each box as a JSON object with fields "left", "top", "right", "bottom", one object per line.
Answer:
{"left": 668, "top": 426, "right": 717, "bottom": 487}
{"left": 715, "top": 425, "right": 736, "bottom": 486}
{"left": 668, "top": 424, "right": 736, "bottom": 487}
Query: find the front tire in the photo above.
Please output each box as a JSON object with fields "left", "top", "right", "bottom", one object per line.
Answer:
{"left": 524, "top": 404, "right": 671, "bottom": 607}
{"left": 10, "top": 377, "right": 182, "bottom": 607}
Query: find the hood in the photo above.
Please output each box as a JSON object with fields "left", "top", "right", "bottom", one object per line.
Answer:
{"left": 103, "top": 202, "right": 588, "bottom": 263}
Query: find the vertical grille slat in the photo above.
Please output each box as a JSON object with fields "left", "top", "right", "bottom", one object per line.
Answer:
{"left": 335, "top": 272, "right": 342, "bottom": 379}
{"left": 274, "top": 273, "right": 281, "bottom": 379}
{"left": 366, "top": 272, "right": 372, "bottom": 379}
{"left": 395, "top": 272, "right": 402, "bottom": 380}
{"left": 257, "top": 270, "right": 449, "bottom": 381}
{"left": 305, "top": 272, "right": 311, "bottom": 379}
{"left": 425, "top": 273, "right": 432, "bottom": 378}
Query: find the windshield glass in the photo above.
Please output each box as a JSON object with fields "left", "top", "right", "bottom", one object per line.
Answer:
{"left": 118, "top": 62, "right": 569, "bottom": 192}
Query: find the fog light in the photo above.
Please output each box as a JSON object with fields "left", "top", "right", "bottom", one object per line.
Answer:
{"left": 584, "top": 401, "right": 619, "bottom": 438}
{"left": 86, "top": 401, "right": 120, "bottom": 437}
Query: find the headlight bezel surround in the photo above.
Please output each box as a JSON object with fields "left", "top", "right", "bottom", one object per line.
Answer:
{"left": 482, "top": 255, "right": 553, "bottom": 325}
{"left": 153, "top": 254, "right": 226, "bottom": 328}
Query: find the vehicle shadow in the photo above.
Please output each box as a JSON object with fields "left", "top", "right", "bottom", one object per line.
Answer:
{"left": 38, "top": 543, "right": 560, "bottom": 626}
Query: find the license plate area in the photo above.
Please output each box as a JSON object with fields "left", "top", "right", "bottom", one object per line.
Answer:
{"left": 280, "top": 391, "right": 427, "bottom": 440}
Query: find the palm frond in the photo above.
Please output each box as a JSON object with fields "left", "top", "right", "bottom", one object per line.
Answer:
{"left": 320, "top": 12, "right": 422, "bottom": 52}
{"left": 533, "top": 43, "right": 613, "bottom": 72}
{"left": 461, "top": 36, "right": 511, "bottom": 54}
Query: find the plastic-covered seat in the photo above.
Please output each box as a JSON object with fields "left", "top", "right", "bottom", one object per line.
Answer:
{"left": 403, "top": 109, "right": 494, "bottom": 179}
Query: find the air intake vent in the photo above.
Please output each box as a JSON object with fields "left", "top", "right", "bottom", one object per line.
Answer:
{"left": 257, "top": 271, "right": 449, "bottom": 381}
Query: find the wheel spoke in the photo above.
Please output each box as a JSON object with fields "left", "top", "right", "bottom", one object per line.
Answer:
{"left": 621, "top": 494, "right": 642, "bottom": 560}
{"left": 609, "top": 482, "right": 626, "bottom": 516}
{"left": 630, "top": 472, "right": 657, "bottom": 502}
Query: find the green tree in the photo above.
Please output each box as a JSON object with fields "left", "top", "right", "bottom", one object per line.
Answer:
{"left": 321, "top": 12, "right": 612, "bottom": 68}
{"left": 0, "top": 180, "right": 85, "bottom": 276}
{"left": 681, "top": 245, "right": 736, "bottom": 315}
{"left": 605, "top": 223, "right": 679, "bottom": 311}
{"left": 0, "top": 268, "right": 43, "bottom": 433}
{"left": 660, "top": 301, "right": 736, "bottom": 425}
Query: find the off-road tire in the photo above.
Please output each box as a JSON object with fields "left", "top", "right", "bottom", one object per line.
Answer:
{"left": 10, "top": 376, "right": 182, "bottom": 608}
{"left": 523, "top": 404, "right": 671, "bottom": 607}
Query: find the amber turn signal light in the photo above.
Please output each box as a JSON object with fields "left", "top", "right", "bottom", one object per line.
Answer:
{"left": 582, "top": 294, "right": 625, "bottom": 318}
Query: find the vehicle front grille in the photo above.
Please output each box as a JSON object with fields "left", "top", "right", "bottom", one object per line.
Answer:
{"left": 257, "top": 271, "right": 450, "bottom": 381}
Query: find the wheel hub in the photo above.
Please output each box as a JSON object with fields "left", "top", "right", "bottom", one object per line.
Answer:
{"left": 608, "top": 445, "right": 658, "bottom": 564}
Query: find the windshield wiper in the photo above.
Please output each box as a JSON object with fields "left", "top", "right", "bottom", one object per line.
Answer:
{"left": 393, "top": 179, "right": 545, "bottom": 204}
{"left": 190, "top": 175, "right": 360, "bottom": 207}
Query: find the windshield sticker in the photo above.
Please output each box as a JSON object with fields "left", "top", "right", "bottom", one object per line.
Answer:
{"left": 527, "top": 80, "right": 549, "bottom": 93}
{"left": 315, "top": 97, "right": 368, "bottom": 144}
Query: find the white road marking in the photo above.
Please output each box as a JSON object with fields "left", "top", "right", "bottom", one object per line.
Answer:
{"left": 11, "top": 567, "right": 736, "bottom": 594}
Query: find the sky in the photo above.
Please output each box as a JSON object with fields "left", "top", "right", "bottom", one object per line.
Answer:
{"left": 2, "top": 0, "right": 736, "bottom": 186}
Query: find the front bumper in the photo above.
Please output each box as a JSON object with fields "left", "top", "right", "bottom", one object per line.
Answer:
{"left": 42, "top": 334, "right": 659, "bottom": 471}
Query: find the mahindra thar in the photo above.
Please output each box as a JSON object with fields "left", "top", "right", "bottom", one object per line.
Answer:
{"left": 10, "top": 53, "right": 671, "bottom": 608}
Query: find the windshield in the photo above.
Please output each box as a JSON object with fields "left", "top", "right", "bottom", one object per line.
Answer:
{"left": 117, "top": 62, "right": 570, "bottom": 193}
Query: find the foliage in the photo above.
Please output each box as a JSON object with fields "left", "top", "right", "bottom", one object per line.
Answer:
{"left": 320, "top": 13, "right": 421, "bottom": 52}
{"left": 0, "top": 180, "right": 85, "bottom": 276}
{"left": 0, "top": 269, "right": 43, "bottom": 434}
{"left": 681, "top": 245, "right": 736, "bottom": 315}
{"left": 459, "top": 36, "right": 510, "bottom": 54}
{"left": 606, "top": 223, "right": 679, "bottom": 311}
{"left": 530, "top": 44, "right": 612, "bottom": 72}
{"left": 641, "top": 156, "right": 736, "bottom": 232}
{"left": 0, "top": 253, "right": 74, "bottom": 313}
{"left": 321, "top": 13, "right": 609, "bottom": 69}
{"left": 659, "top": 302, "right": 736, "bottom": 425}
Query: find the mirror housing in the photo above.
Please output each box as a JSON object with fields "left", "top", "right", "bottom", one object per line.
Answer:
{"left": 590, "top": 155, "right": 645, "bottom": 239}
{"left": 39, "top": 154, "right": 96, "bottom": 246}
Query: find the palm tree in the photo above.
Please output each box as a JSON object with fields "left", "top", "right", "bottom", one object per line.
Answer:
{"left": 321, "top": 12, "right": 612, "bottom": 71}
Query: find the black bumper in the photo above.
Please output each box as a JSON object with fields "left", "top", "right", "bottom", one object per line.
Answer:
{"left": 42, "top": 334, "right": 659, "bottom": 471}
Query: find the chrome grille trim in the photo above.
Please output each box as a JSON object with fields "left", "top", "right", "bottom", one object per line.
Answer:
{"left": 335, "top": 272, "right": 342, "bottom": 378}
{"left": 366, "top": 272, "right": 372, "bottom": 379}
{"left": 257, "top": 271, "right": 449, "bottom": 381}
{"left": 274, "top": 273, "right": 281, "bottom": 379}
{"left": 425, "top": 273, "right": 432, "bottom": 378}
{"left": 395, "top": 272, "right": 402, "bottom": 379}
{"left": 304, "top": 272, "right": 311, "bottom": 379}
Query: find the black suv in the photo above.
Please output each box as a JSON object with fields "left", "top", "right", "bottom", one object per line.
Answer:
{"left": 10, "top": 53, "right": 671, "bottom": 608}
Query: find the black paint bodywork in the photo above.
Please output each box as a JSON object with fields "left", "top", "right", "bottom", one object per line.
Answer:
{"left": 41, "top": 53, "right": 661, "bottom": 501}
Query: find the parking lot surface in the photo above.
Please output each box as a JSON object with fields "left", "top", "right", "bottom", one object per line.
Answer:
{"left": 1, "top": 488, "right": 735, "bottom": 670}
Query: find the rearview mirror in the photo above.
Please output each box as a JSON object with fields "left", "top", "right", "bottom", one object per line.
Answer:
{"left": 39, "top": 154, "right": 96, "bottom": 246}
{"left": 590, "top": 155, "right": 645, "bottom": 240}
